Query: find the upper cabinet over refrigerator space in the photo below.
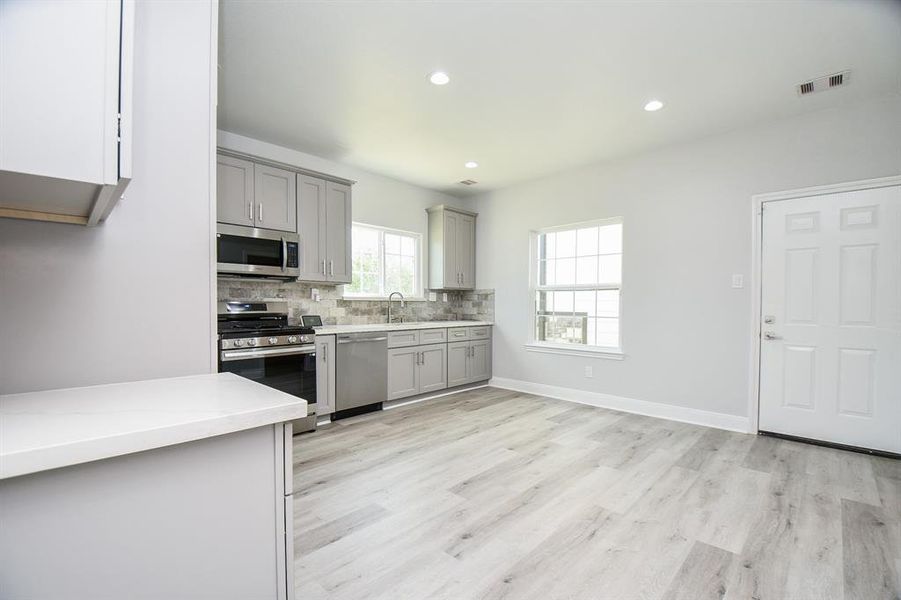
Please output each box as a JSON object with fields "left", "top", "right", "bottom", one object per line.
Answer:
{"left": 0, "top": 0, "right": 134, "bottom": 226}
{"left": 427, "top": 205, "right": 477, "bottom": 290}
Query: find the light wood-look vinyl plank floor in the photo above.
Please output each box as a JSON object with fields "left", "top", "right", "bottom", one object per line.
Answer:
{"left": 292, "top": 387, "right": 901, "bottom": 600}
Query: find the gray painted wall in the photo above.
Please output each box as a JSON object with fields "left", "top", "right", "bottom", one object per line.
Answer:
{"left": 0, "top": 1, "right": 217, "bottom": 394}
{"left": 475, "top": 95, "right": 901, "bottom": 418}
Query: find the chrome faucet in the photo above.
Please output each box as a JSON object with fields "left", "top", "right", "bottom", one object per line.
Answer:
{"left": 387, "top": 291, "right": 405, "bottom": 323}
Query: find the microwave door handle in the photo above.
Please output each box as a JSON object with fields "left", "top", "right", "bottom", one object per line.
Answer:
{"left": 282, "top": 238, "right": 287, "bottom": 272}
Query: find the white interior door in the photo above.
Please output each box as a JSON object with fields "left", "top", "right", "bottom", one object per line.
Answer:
{"left": 759, "top": 185, "right": 901, "bottom": 454}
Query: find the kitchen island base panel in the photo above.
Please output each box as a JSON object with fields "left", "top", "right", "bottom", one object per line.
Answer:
{"left": 0, "top": 423, "right": 293, "bottom": 600}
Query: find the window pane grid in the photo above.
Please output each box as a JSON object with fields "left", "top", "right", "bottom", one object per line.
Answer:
{"left": 347, "top": 224, "right": 421, "bottom": 298}
{"left": 533, "top": 220, "right": 622, "bottom": 350}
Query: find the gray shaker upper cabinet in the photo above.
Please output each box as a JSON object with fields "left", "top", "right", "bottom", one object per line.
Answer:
{"left": 0, "top": 0, "right": 134, "bottom": 226}
{"left": 427, "top": 205, "right": 477, "bottom": 290}
{"left": 253, "top": 164, "right": 296, "bottom": 233}
{"left": 296, "top": 176, "right": 352, "bottom": 284}
{"left": 325, "top": 182, "right": 352, "bottom": 284}
{"left": 297, "top": 175, "right": 327, "bottom": 281}
{"left": 216, "top": 155, "right": 254, "bottom": 227}
{"left": 217, "top": 155, "right": 296, "bottom": 233}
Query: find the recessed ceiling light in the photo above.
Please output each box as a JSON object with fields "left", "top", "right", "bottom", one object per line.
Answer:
{"left": 644, "top": 100, "right": 664, "bottom": 112}
{"left": 464, "top": 161, "right": 479, "bottom": 169}
{"left": 429, "top": 71, "right": 450, "bottom": 85}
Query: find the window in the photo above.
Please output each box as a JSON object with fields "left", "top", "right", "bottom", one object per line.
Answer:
{"left": 345, "top": 223, "right": 422, "bottom": 298}
{"left": 530, "top": 218, "right": 623, "bottom": 353}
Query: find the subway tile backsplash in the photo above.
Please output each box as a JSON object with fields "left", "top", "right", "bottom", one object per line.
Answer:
{"left": 217, "top": 278, "right": 494, "bottom": 325}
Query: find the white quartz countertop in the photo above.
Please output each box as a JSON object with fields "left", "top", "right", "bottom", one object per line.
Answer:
{"left": 0, "top": 373, "right": 306, "bottom": 480}
{"left": 314, "top": 320, "right": 492, "bottom": 335}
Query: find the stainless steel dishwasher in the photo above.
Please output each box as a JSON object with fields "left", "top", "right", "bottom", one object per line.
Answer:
{"left": 336, "top": 332, "right": 388, "bottom": 415}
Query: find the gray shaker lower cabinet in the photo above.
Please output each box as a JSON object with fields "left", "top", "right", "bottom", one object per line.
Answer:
{"left": 469, "top": 339, "right": 492, "bottom": 382}
{"left": 388, "top": 346, "right": 419, "bottom": 400}
{"left": 316, "top": 335, "right": 336, "bottom": 415}
{"left": 447, "top": 341, "right": 471, "bottom": 387}
{"left": 419, "top": 344, "right": 448, "bottom": 394}
{"left": 387, "top": 343, "right": 448, "bottom": 400}
{"left": 448, "top": 338, "right": 492, "bottom": 386}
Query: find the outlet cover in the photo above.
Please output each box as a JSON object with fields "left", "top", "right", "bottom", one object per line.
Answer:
{"left": 442, "top": 293, "right": 448, "bottom": 302}
{"left": 731, "top": 274, "right": 744, "bottom": 289}
{"left": 429, "top": 292, "right": 437, "bottom": 302}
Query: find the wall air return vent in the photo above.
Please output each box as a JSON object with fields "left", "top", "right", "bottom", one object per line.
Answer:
{"left": 797, "top": 70, "right": 849, "bottom": 96}
{"left": 459, "top": 179, "right": 478, "bottom": 186}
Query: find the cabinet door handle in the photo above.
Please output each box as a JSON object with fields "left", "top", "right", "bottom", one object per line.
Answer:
{"left": 322, "top": 346, "right": 327, "bottom": 362}
{"left": 247, "top": 202, "right": 253, "bottom": 222}
{"left": 257, "top": 203, "right": 263, "bottom": 223}
{"left": 417, "top": 352, "right": 422, "bottom": 365}
{"left": 320, "top": 259, "right": 326, "bottom": 274}
{"left": 329, "top": 260, "right": 334, "bottom": 276}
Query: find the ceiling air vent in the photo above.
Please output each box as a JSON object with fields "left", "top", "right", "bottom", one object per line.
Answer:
{"left": 459, "top": 179, "right": 478, "bottom": 186}
{"left": 797, "top": 70, "right": 849, "bottom": 96}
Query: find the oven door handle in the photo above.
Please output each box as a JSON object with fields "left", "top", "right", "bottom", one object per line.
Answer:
{"left": 221, "top": 345, "right": 316, "bottom": 362}
{"left": 281, "top": 237, "right": 288, "bottom": 272}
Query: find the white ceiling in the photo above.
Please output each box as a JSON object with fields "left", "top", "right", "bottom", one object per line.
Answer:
{"left": 218, "top": 1, "right": 901, "bottom": 197}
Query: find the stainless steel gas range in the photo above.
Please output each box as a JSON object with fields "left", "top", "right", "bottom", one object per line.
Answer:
{"left": 217, "top": 301, "right": 317, "bottom": 433}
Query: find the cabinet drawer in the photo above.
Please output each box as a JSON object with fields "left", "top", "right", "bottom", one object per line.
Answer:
{"left": 447, "top": 327, "right": 470, "bottom": 341}
{"left": 418, "top": 328, "right": 447, "bottom": 344}
{"left": 387, "top": 330, "right": 420, "bottom": 348}
{"left": 468, "top": 326, "right": 490, "bottom": 340}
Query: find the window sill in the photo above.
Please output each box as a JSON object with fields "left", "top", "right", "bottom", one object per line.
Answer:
{"left": 342, "top": 296, "right": 428, "bottom": 302}
{"left": 523, "top": 343, "right": 624, "bottom": 360}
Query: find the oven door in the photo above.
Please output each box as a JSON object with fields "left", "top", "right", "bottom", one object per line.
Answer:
{"left": 219, "top": 345, "right": 318, "bottom": 408}
{"left": 217, "top": 224, "right": 300, "bottom": 279}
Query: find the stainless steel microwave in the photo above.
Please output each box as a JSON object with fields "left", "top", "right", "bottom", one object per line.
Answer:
{"left": 216, "top": 224, "right": 300, "bottom": 279}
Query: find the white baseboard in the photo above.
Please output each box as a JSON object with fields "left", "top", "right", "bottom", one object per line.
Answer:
{"left": 488, "top": 377, "right": 752, "bottom": 434}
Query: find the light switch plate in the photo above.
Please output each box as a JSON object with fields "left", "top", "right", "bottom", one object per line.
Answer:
{"left": 584, "top": 366, "right": 593, "bottom": 378}
{"left": 429, "top": 292, "right": 437, "bottom": 302}
{"left": 442, "top": 293, "right": 448, "bottom": 302}
{"left": 311, "top": 287, "right": 320, "bottom": 302}
{"left": 731, "top": 274, "right": 744, "bottom": 289}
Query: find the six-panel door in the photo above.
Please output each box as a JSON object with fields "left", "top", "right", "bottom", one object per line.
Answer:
{"left": 759, "top": 185, "right": 901, "bottom": 453}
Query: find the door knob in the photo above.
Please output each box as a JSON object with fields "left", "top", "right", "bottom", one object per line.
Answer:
{"left": 763, "top": 332, "right": 782, "bottom": 340}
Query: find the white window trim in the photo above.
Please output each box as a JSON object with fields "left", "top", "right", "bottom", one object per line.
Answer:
{"left": 528, "top": 216, "right": 624, "bottom": 355}
{"left": 343, "top": 222, "right": 424, "bottom": 300}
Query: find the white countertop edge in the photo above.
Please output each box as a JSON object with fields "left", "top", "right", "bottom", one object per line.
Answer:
{"left": 0, "top": 374, "right": 307, "bottom": 480}
{"left": 314, "top": 321, "right": 493, "bottom": 335}
{"left": 0, "top": 403, "right": 304, "bottom": 480}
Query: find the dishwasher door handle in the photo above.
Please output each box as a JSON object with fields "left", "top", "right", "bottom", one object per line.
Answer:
{"left": 337, "top": 336, "right": 388, "bottom": 344}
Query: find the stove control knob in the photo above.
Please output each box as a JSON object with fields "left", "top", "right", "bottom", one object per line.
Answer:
{"left": 268, "top": 337, "right": 278, "bottom": 345}
{"left": 233, "top": 339, "right": 245, "bottom": 347}
{"left": 247, "top": 339, "right": 258, "bottom": 347}
{"left": 287, "top": 336, "right": 298, "bottom": 344}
